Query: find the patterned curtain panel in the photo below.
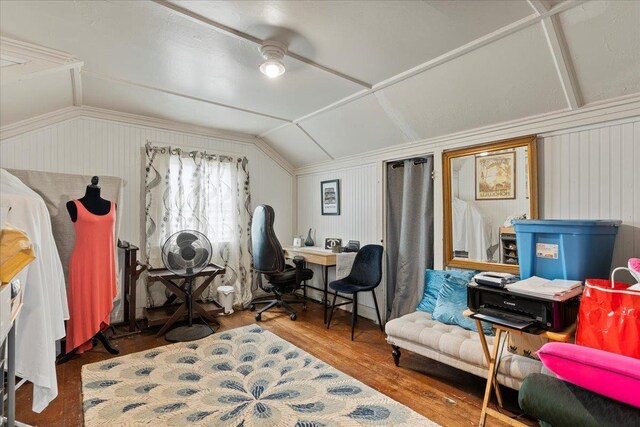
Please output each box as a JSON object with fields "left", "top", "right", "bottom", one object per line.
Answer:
{"left": 143, "top": 143, "right": 253, "bottom": 308}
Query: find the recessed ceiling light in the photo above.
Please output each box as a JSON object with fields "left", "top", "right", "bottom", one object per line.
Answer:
{"left": 259, "top": 40, "right": 286, "bottom": 79}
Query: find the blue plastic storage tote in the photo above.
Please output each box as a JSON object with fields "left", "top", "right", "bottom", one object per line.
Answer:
{"left": 513, "top": 219, "right": 621, "bottom": 282}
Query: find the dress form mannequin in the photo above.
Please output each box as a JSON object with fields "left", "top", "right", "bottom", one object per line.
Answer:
{"left": 59, "top": 176, "right": 119, "bottom": 364}
{"left": 66, "top": 176, "right": 112, "bottom": 221}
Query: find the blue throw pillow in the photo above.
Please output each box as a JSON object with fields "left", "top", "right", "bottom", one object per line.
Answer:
{"left": 432, "top": 275, "right": 494, "bottom": 335}
{"left": 416, "top": 269, "right": 477, "bottom": 314}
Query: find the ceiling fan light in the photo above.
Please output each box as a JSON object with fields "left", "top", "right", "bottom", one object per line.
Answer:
{"left": 260, "top": 60, "right": 285, "bottom": 78}
{"left": 259, "top": 40, "right": 287, "bottom": 78}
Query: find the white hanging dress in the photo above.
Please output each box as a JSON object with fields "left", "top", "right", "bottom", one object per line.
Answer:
{"left": 0, "top": 169, "right": 69, "bottom": 412}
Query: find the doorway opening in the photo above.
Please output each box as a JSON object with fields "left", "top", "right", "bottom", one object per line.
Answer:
{"left": 385, "top": 156, "right": 434, "bottom": 321}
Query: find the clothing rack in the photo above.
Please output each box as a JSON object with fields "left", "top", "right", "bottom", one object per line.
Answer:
{"left": 1, "top": 230, "right": 32, "bottom": 427}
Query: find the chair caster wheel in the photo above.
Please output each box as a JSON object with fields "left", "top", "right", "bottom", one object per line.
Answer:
{"left": 290, "top": 313, "right": 297, "bottom": 321}
{"left": 255, "top": 313, "right": 261, "bottom": 321}
{"left": 302, "top": 304, "right": 307, "bottom": 311}
{"left": 249, "top": 304, "right": 256, "bottom": 311}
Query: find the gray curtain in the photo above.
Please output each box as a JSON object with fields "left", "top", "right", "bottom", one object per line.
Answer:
{"left": 386, "top": 157, "right": 434, "bottom": 320}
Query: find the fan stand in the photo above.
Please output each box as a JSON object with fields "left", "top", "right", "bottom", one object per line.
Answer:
{"left": 165, "top": 277, "right": 214, "bottom": 342}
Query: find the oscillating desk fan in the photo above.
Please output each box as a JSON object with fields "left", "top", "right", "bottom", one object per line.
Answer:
{"left": 162, "top": 230, "right": 213, "bottom": 342}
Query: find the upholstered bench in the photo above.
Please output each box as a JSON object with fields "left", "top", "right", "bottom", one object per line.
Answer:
{"left": 385, "top": 311, "right": 547, "bottom": 390}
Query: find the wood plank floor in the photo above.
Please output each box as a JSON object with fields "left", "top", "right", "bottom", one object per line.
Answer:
{"left": 14, "top": 301, "right": 535, "bottom": 426}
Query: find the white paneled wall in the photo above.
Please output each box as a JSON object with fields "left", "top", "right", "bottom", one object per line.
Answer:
{"left": 540, "top": 119, "right": 640, "bottom": 273}
{"left": 0, "top": 116, "right": 294, "bottom": 313}
{"left": 0, "top": 117, "right": 293, "bottom": 244}
{"left": 296, "top": 163, "right": 383, "bottom": 320}
{"left": 295, "top": 117, "right": 640, "bottom": 322}
{"left": 297, "top": 164, "right": 380, "bottom": 245}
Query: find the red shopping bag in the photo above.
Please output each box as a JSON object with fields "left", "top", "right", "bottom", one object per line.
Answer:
{"left": 576, "top": 274, "right": 640, "bottom": 359}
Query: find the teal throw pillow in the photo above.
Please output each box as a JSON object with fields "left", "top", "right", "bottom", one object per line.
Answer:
{"left": 432, "top": 275, "right": 494, "bottom": 335}
{"left": 416, "top": 269, "right": 477, "bottom": 314}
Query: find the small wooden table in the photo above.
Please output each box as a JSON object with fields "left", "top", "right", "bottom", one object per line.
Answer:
{"left": 463, "top": 309, "right": 576, "bottom": 427}
{"left": 283, "top": 246, "right": 338, "bottom": 324}
{"left": 144, "top": 264, "right": 226, "bottom": 336}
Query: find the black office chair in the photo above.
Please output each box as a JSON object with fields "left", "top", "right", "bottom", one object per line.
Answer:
{"left": 327, "top": 244, "right": 384, "bottom": 340}
{"left": 249, "top": 205, "right": 313, "bottom": 321}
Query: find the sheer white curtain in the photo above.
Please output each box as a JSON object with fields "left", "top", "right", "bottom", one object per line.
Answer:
{"left": 143, "top": 143, "right": 253, "bottom": 308}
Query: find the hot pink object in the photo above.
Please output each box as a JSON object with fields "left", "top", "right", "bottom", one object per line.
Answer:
{"left": 629, "top": 258, "right": 640, "bottom": 282}
{"left": 538, "top": 342, "right": 640, "bottom": 408}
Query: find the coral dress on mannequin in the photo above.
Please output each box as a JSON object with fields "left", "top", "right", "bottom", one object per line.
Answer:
{"left": 65, "top": 200, "right": 117, "bottom": 353}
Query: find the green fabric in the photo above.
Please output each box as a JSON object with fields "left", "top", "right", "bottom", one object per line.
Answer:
{"left": 519, "top": 374, "right": 640, "bottom": 427}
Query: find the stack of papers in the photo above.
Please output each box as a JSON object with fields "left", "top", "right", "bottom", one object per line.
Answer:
{"left": 506, "top": 276, "right": 583, "bottom": 300}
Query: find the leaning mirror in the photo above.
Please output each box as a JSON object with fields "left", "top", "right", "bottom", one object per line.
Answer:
{"left": 443, "top": 136, "right": 538, "bottom": 274}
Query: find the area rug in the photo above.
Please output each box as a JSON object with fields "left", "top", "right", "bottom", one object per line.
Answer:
{"left": 82, "top": 324, "right": 439, "bottom": 426}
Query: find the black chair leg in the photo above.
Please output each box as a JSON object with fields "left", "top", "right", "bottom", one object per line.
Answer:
{"left": 257, "top": 300, "right": 279, "bottom": 315}
{"left": 326, "top": 292, "right": 338, "bottom": 329}
{"left": 280, "top": 301, "right": 297, "bottom": 314}
{"left": 351, "top": 293, "right": 358, "bottom": 341}
{"left": 371, "top": 290, "right": 383, "bottom": 332}
{"left": 392, "top": 345, "right": 401, "bottom": 367}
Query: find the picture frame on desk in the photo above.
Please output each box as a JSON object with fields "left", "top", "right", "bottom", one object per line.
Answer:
{"left": 324, "top": 238, "right": 342, "bottom": 250}
{"left": 321, "top": 179, "right": 340, "bottom": 215}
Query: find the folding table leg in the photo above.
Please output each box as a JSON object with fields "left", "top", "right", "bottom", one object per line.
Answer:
{"left": 480, "top": 328, "right": 503, "bottom": 427}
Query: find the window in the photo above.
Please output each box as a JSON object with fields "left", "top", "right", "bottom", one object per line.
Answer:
{"left": 164, "top": 154, "right": 235, "bottom": 243}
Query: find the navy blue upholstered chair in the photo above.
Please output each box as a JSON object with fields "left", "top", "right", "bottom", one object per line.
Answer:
{"left": 326, "top": 244, "right": 384, "bottom": 340}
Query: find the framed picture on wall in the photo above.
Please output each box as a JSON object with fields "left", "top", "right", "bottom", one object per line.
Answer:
{"left": 321, "top": 179, "right": 340, "bottom": 215}
{"left": 475, "top": 151, "right": 516, "bottom": 200}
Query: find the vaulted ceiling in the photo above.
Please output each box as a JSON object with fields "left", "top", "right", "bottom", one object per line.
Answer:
{"left": 1, "top": 1, "right": 639, "bottom": 168}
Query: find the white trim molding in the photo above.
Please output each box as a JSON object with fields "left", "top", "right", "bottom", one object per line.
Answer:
{"left": 82, "top": 70, "right": 292, "bottom": 123}
{"left": 253, "top": 137, "right": 295, "bottom": 175}
{"left": 0, "top": 36, "right": 84, "bottom": 85}
{"left": 528, "top": 0, "right": 582, "bottom": 110}
{"left": 0, "top": 106, "right": 80, "bottom": 141}
{"left": 294, "top": 92, "right": 640, "bottom": 176}
{"left": 152, "top": 0, "right": 372, "bottom": 89}
{"left": 259, "top": 0, "right": 588, "bottom": 139}
{"left": 540, "top": 14, "right": 582, "bottom": 109}
{"left": 0, "top": 36, "right": 79, "bottom": 65}
{"left": 296, "top": 124, "right": 334, "bottom": 161}
{"left": 0, "top": 105, "right": 296, "bottom": 175}
{"left": 70, "top": 66, "right": 83, "bottom": 107}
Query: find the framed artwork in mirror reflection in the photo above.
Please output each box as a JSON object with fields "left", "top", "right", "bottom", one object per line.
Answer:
{"left": 475, "top": 152, "right": 515, "bottom": 200}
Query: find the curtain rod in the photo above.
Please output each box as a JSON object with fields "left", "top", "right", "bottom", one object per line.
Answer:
{"left": 390, "top": 157, "right": 430, "bottom": 168}
{"left": 145, "top": 142, "right": 241, "bottom": 162}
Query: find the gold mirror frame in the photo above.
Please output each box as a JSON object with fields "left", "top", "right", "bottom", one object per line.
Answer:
{"left": 443, "top": 135, "right": 538, "bottom": 274}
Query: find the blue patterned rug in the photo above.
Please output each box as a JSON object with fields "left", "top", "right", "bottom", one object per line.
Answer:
{"left": 82, "top": 324, "right": 438, "bottom": 426}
